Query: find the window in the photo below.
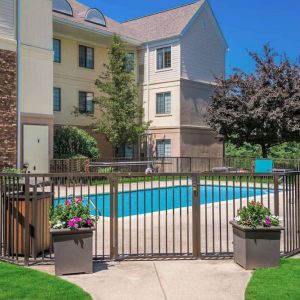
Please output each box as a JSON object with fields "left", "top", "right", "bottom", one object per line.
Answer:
{"left": 79, "top": 92, "right": 94, "bottom": 114}
{"left": 125, "top": 52, "right": 135, "bottom": 72}
{"left": 79, "top": 45, "right": 94, "bottom": 69}
{"left": 116, "top": 145, "right": 133, "bottom": 158}
{"left": 53, "top": 87, "right": 61, "bottom": 112}
{"left": 156, "top": 140, "right": 171, "bottom": 158}
{"left": 53, "top": 39, "right": 61, "bottom": 63}
{"left": 85, "top": 8, "right": 106, "bottom": 27}
{"left": 156, "top": 92, "right": 171, "bottom": 114}
{"left": 52, "top": 0, "right": 73, "bottom": 16}
{"left": 156, "top": 46, "right": 171, "bottom": 70}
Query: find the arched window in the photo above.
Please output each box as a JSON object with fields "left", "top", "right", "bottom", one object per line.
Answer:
{"left": 85, "top": 8, "right": 106, "bottom": 27}
{"left": 53, "top": 0, "right": 73, "bottom": 16}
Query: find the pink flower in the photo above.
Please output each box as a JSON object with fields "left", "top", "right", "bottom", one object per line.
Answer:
{"left": 75, "top": 197, "right": 83, "bottom": 205}
{"left": 73, "top": 217, "right": 82, "bottom": 222}
{"left": 68, "top": 220, "right": 74, "bottom": 228}
{"left": 65, "top": 200, "right": 71, "bottom": 206}
{"left": 74, "top": 223, "right": 79, "bottom": 229}
{"left": 265, "top": 217, "right": 271, "bottom": 226}
{"left": 86, "top": 219, "right": 93, "bottom": 227}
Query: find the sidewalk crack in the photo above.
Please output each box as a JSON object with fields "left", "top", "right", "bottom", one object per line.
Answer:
{"left": 153, "top": 262, "right": 167, "bottom": 300}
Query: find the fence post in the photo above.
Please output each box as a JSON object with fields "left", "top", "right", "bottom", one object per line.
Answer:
{"left": 24, "top": 174, "right": 30, "bottom": 266}
{"left": 296, "top": 173, "right": 300, "bottom": 247}
{"left": 109, "top": 175, "right": 118, "bottom": 260}
{"left": 192, "top": 174, "right": 201, "bottom": 258}
{"left": 274, "top": 174, "right": 279, "bottom": 216}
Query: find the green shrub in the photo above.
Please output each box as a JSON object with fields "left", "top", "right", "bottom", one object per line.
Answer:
{"left": 1, "top": 167, "right": 22, "bottom": 174}
{"left": 54, "top": 126, "right": 99, "bottom": 159}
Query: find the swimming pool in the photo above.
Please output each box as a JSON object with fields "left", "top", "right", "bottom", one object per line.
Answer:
{"left": 55, "top": 185, "right": 272, "bottom": 217}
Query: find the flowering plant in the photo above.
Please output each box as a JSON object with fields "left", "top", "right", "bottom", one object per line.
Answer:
{"left": 49, "top": 196, "right": 96, "bottom": 230}
{"left": 235, "top": 201, "right": 280, "bottom": 229}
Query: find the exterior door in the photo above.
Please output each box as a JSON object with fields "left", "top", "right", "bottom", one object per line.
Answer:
{"left": 23, "top": 125, "right": 49, "bottom": 173}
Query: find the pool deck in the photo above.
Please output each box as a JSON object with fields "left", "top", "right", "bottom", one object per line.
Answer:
{"left": 33, "top": 179, "right": 282, "bottom": 299}
{"left": 34, "top": 259, "right": 252, "bottom": 300}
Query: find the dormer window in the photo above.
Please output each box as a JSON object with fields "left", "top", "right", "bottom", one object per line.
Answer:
{"left": 53, "top": 0, "right": 73, "bottom": 16}
{"left": 85, "top": 8, "right": 106, "bottom": 27}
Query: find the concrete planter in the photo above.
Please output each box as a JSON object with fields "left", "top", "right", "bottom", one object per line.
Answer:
{"left": 51, "top": 228, "right": 95, "bottom": 276}
{"left": 230, "top": 221, "right": 283, "bottom": 270}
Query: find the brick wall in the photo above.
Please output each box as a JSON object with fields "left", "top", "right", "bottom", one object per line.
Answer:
{"left": 0, "top": 49, "right": 17, "bottom": 169}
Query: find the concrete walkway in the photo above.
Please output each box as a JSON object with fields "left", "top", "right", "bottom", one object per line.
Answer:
{"left": 35, "top": 259, "right": 251, "bottom": 300}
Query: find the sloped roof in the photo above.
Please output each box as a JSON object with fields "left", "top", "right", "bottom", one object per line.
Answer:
{"left": 53, "top": 0, "right": 206, "bottom": 44}
{"left": 53, "top": 0, "right": 129, "bottom": 38}
{"left": 121, "top": 1, "right": 205, "bottom": 43}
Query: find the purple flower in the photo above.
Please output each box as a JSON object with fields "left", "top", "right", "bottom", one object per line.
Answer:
{"left": 68, "top": 220, "right": 74, "bottom": 228}
{"left": 73, "top": 217, "right": 82, "bottom": 222}
{"left": 86, "top": 219, "right": 93, "bottom": 226}
{"left": 265, "top": 217, "right": 271, "bottom": 226}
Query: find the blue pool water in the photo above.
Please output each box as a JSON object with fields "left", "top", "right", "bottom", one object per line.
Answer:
{"left": 55, "top": 185, "right": 272, "bottom": 218}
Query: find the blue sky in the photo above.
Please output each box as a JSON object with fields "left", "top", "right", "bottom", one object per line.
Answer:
{"left": 80, "top": 0, "right": 300, "bottom": 74}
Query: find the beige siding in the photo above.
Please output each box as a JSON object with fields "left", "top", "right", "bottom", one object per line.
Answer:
{"left": 181, "top": 6, "right": 226, "bottom": 82}
{"left": 138, "top": 41, "right": 181, "bottom": 85}
{"left": 180, "top": 79, "right": 214, "bottom": 127}
{"left": 143, "top": 81, "right": 181, "bottom": 128}
{"left": 21, "top": 0, "right": 52, "bottom": 50}
{"left": 53, "top": 35, "right": 109, "bottom": 126}
{"left": 20, "top": 0, "right": 53, "bottom": 116}
{"left": 0, "top": 0, "right": 16, "bottom": 41}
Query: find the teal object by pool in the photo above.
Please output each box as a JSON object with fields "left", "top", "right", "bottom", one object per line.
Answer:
{"left": 55, "top": 185, "right": 272, "bottom": 218}
{"left": 255, "top": 159, "right": 273, "bottom": 173}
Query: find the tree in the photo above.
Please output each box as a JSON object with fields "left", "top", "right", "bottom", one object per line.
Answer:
{"left": 94, "top": 35, "right": 149, "bottom": 151}
{"left": 207, "top": 44, "right": 300, "bottom": 158}
{"left": 54, "top": 126, "right": 99, "bottom": 159}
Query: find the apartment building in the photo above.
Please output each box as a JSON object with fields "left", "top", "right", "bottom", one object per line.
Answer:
{"left": 0, "top": 0, "right": 53, "bottom": 172}
{"left": 0, "top": 0, "right": 227, "bottom": 172}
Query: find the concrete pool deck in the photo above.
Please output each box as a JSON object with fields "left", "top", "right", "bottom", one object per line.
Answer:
{"left": 34, "top": 259, "right": 252, "bottom": 300}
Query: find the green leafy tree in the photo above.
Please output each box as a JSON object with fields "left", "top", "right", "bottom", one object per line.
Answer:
{"left": 54, "top": 126, "right": 99, "bottom": 159}
{"left": 94, "top": 35, "right": 149, "bottom": 150}
{"left": 208, "top": 44, "right": 300, "bottom": 158}
{"left": 226, "top": 142, "right": 300, "bottom": 159}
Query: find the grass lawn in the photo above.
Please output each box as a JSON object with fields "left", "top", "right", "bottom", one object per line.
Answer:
{"left": 0, "top": 261, "right": 92, "bottom": 300}
{"left": 245, "top": 259, "right": 300, "bottom": 300}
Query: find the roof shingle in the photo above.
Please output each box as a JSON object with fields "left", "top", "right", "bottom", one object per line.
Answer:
{"left": 53, "top": 0, "right": 206, "bottom": 44}
{"left": 121, "top": 1, "right": 205, "bottom": 43}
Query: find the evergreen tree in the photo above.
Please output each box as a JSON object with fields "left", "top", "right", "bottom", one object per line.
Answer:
{"left": 94, "top": 35, "right": 149, "bottom": 150}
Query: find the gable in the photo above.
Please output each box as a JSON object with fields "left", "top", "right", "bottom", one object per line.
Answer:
{"left": 181, "top": 1, "right": 228, "bottom": 50}
{"left": 180, "top": 4, "right": 227, "bottom": 82}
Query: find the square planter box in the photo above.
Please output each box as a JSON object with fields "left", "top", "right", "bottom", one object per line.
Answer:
{"left": 230, "top": 221, "right": 283, "bottom": 270}
{"left": 51, "top": 228, "right": 95, "bottom": 276}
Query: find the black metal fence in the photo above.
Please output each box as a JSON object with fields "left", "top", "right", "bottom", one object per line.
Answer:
{"left": 50, "top": 157, "right": 300, "bottom": 173}
{"left": 0, "top": 171, "right": 299, "bottom": 265}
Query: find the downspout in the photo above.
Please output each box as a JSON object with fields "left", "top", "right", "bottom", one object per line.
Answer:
{"left": 146, "top": 43, "right": 150, "bottom": 123}
{"left": 146, "top": 43, "right": 150, "bottom": 160}
{"left": 16, "top": 0, "right": 21, "bottom": 169}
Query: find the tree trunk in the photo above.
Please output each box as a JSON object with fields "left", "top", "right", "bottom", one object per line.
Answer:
{"left": 261, "top": 145, "right": 269, "bottom": 158}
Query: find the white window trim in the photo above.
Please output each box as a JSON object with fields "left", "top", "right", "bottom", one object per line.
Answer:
{"left": 156, "top": 91, "right": 172, "bottom": 115}
{"left": 155, "top": 45, "right": 172, "bottom": 72}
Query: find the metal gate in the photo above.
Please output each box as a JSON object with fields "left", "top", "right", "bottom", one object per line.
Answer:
{"left": 1, "top": 172, "right": 300, "bottom": 265}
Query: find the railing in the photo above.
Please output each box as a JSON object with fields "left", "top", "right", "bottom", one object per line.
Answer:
{"left": 50, "top": 156, "right": 300, "bottom": 174}
{"left": 0, "top": 171, "right": 299, "bottom": 265}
